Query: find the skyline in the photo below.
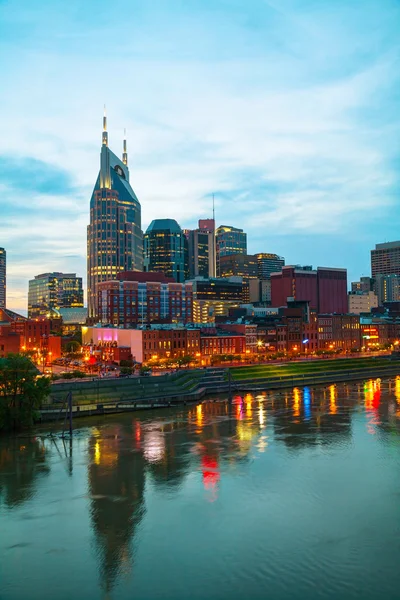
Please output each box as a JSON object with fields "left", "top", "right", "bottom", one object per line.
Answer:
{"left": 1, "top": 0, "right": 400, "bottom": 312}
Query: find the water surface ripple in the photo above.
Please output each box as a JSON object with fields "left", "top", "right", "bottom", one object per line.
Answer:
{"left": 1, "top": 377, "right": 400, "bottom": 600}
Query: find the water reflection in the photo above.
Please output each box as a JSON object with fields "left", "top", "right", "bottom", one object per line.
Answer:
{"left": 0, "top": 437, "right": 49, "bottom": 508}
{"left": 0, "top": 376, "right": 400, "bottom": 599}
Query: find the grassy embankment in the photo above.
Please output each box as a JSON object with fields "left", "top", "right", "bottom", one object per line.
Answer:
{"left": 228, "top": 357, "right": 397, "bottom": 382}
{"left": 48, "top": 369, "right": 204, "bottom": 405}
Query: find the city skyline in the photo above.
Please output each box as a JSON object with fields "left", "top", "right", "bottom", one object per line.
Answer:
{"left": 1, "top": 0, "right": 400, "bottom": 312}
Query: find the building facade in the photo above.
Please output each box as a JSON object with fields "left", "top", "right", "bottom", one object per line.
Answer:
{"left": 351, "top": 277, "right": 374, "bottom": 293}
{"left": 218, "top": 253, "right": 258, "bottom": 280}
{"left": 215, "top": 226, "right": 247, "bottom": 276}
{"left": 375, "top": 274, "right": 400, "bottom": 305}
{"left": 87, "top": 113, "right": 143, "bottom": 318}
{"left": 0, "top": 247, "right": 5, "bottom": 308}
{"left": 371, "top": 241, "right": 400, "bottom": 278}
{"left": 187, "top": 219, "right": 216, "bottom": 279}
{"left": 348, "top": 291, "right": 378, "bottom": 314}
{"left": 256, "top": 253, "right": 285, "bottom": 280}
{"left": 83, "top": 326, "right": 201, "bottom": 363}
{"left": 144, "top": 219, "right": 186, "bottom": 283}
{"left": 97, "top": 272, "right": 193, "bottom": 326}
{"left": 28, "top": 272, "right": 83, "bottom": 318}
{"left": 271, "top": 265, "right": 347, "bottom": 314}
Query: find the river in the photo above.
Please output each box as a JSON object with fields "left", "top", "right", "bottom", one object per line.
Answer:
{"left": 1, "top": 377, "right": 400, "bottom": 600}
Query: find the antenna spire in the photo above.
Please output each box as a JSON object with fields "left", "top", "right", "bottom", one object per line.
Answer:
{"left": 102, "top": 105, "right": 108, "bottom": 146}
{"left": 122, "top": 128, "right": 128, "bottom": 166}
{"left": 212, "top": 193, "right": 215, "bottom": 224}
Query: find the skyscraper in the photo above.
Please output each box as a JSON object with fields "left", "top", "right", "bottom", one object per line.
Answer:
{"left": 28, "top": 272, "right": 83, "bottom": 318}
{"left": 144, "top": 219, "right": 186, "bottom": 283}
{"left": 87, "top": 111, "right": 143, "bottom": 318}
{"left": 187, "top": 219, "right": 216, "bottom": 279}
{"left": 0, "top": 248, "right": 5, "bottom": 308}
{"left": 215, "top": 226, "right": 247, "bottom": 276}
{"left": 256, "top": 253, "right": 285, "bottom": 280}
{"left": 371, "top": 241, "right": 400, "bottom": 278}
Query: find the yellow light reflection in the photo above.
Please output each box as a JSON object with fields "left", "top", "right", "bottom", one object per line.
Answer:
{"left": 94, "top": 441, "right": 101, "bottom": 465}
{"left": 329, "top": 384, "right": 337, "bottom": 415}
{"left": 259, "top": 404, "right": 265, "bottom": 427}
{"left": 246, "top": 401, "right": 252, "bottom": 417}
{"left": 293, "top": 387, "right": 300, "bottom": 417}
{"left": 196, "top": 404, "right": 203, "bottom": 428}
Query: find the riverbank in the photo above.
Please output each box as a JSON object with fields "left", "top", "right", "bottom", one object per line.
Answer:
{"left": 37, "top": 356, "right": 400, "bottom": 421}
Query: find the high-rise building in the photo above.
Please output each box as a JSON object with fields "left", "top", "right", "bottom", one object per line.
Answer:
{"left": 256, "top": 253, "right": 285, "bottom": 280}
{"left": 28, "top": 272, "right": 83, "bottom": 318}
{"left": 97, "top": 271, "right": 193, "bottom": 327}
{"left": 215, "top": 226, "right": 247, "bottom": 276}
{"left": 87, "top": 112, "right": 143, "bottom": 318}
{"left": 271, "top": 266, "right": 348, "bottom": 314}
{"left": 219, "top": 253, "right": 258, "bottom": 279}
{"left": 0, "top": 248, "right": 5, "bottom": 308}
{"left": 375, "top": 274, "right": 400, "bottom": 305}
{"left": 187, "top": 219, "right": 216, "bottom": 279}
{"left": 371, "top": 241, "right": 400, "bottom": 278}
{"left": 144, "top": 219, "right": 186, "bottom": 283}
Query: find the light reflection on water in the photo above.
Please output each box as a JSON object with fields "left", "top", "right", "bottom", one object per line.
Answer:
{"left": 1, "top": 377, "right": 400, "bottom": 600}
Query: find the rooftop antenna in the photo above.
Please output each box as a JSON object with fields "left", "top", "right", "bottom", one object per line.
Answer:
{"left": 212, "top": 193, "right": 215, "bottom": 225}
{"left": 102, "top": 105, "right": 108, "bottom": 146}
{"left": 122, "top": 128, "right": 128, "bottom": 166}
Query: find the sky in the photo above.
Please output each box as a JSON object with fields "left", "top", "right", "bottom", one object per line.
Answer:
{"left": 0, "top": 0, "right": 399, "bottom": 312}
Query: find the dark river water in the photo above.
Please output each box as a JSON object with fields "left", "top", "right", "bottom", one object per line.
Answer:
{"left": 1, "top": 377, "right": 400, "bottom": 600}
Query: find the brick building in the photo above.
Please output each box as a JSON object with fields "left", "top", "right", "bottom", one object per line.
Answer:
{"left": 98, "top": 271, "right": 193, "bottom": 326}
{"left": 271, "top": 266, "right": 347, "bottom": 314}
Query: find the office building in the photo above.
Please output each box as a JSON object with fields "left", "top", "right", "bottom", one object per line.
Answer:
{"left": 256, "top": 253, "right": 285, "bottom": 280}
{"left": 28, "top": 272, "right": 83, "bottom": 318}
{"left": 0, "top": 247, "right": 5, "bottom": 308}
{"left": 371, "top": 241, "right": 400, "bottom": 278}
{"left": 144, "top": 219, "right": 186, "bottom": 283}
{"left": 351, "top": 277, "right": 374, "bottom": 293}
{"left": 87, "top": 112, "right": 143, "bottom": 318}
{"left": 188, "top": 276, "right": 244, "bottom": 323}
{"left": 215, "top": 226, "right": 247, "bottom": 275}
{"left": 348, "top": 291, "right": 378, "bottom": 314}
{"left": 187, "top": 219, "right": 216, "bottom": 279}
{"left": 271, "top": 266, "right": 347, "bottom": 314}
{"left": 375, "top": 274, "right": 400, "bottom": 305}
{"left": 219, "top": 253, "right": 258, "bottom": 280}
{"left": 97, "top": 271, "right": 193, "bottom": 327}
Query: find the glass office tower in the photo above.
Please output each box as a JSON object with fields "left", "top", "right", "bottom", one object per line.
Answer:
{"left": 87, "top": 112, "right": 143, "bottom": 318}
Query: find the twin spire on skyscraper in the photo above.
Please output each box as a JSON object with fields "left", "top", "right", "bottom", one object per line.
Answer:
{"left": 101, "top": 106, "right": 128, "bottom": 165}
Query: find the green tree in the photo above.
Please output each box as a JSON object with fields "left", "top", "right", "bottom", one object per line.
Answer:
{"left": 0, "top": 354, "right": 51, "bottom": 431}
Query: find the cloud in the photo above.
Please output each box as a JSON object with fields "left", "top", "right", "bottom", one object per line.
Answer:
{"left": 0, "top": 0, "right": 399, "bottom": 311}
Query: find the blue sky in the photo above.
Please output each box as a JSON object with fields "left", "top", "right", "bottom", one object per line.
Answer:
{"left": 0, "top": 0, "right": 399, "bottom": 312}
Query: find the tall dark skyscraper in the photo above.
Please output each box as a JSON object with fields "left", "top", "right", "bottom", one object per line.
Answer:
{"left": 0, "top": 247, "right": 5, "bottom": 308}
{"left": 215, "top": 226, "right": 247, "bottom": 276}
{"left": 87, "top": 112, "right": 143, "bottom": 318}
{"left": 187, "top": 219, "right": 216, "bottom": 279}
{"left": 144, "top": 219, "right": 186, "bottom": 283}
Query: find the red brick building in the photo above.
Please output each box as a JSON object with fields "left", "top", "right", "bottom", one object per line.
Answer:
{"left": 271, "top": 266, "right": 347, "bottom": 314}
{"left": 98, "top": 271, "right": 193, "bottom": 327}
{"left": 200, "top": 332, "right": 245, "bottom": 360}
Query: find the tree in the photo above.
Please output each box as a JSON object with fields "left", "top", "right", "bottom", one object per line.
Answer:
{"left": 63, "top": 340, "right": 81, "bottom": 354}
{"left": 0, "top": 354, "right": 51, "bottom": 431}
{"left": 176, "top": 355, "right": 194, "bottom": 368}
